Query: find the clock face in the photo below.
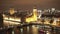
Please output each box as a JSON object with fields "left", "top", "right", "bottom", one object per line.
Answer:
{"left": 9, "top": 8, "right": 15, "bottom": 15}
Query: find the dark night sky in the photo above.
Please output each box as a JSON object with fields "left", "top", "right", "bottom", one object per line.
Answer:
{"left": 0, "top": 0, "right": 60, "bottom": 12}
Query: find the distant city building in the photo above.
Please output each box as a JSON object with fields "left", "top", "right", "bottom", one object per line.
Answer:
{"left": 37, "top": 10, "right": 42, "bottom": 18}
